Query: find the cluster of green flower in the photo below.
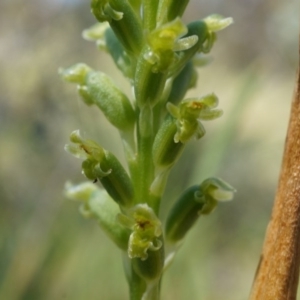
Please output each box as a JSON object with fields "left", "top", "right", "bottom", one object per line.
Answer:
{"left": 60, "top": 1, "right": 234, "bottom": 298}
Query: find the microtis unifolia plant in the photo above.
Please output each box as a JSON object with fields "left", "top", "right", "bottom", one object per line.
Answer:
{"left": 60, "top": 1, "right": 235, "bottom": 299}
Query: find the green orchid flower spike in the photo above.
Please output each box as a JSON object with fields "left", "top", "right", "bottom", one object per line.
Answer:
{"left": 61, "top": 0, "right": 234, "bottom": 298}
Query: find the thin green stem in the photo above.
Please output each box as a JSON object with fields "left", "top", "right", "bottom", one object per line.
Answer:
{"left": 142, "top": 0, "right": 160, "bottom": 31}
{"left": 129, "top": 271, "right": 147, "bottom": 300}
{"left": 123, "top": 255, "right": 147, "bottom": 300}
{"left": 133, "top": 107, "right": 155, "bottom": 206}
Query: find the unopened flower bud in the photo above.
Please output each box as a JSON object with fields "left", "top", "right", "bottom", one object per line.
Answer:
{"left": 65, "top": 131, "right": 134, "bottom": 208}
{"left": 165, "top": 178, "right": 235, "bottom": 243}
{"left": 65, "top": 182, "right": 130, "bottom": 250}
{"left": 157, "top": 0, "right": 190, "bottom": 25}
{"left": 167, "top": 60, "right": 196, "bottom": 105}
{"left": 85, "top": 71, "right": 135, "bottom": 130}
{"left": 152, "top": 116, "right": 184, "bottom": 171}
{"left": 91, "top": 0, "right": 144, "bottom": 55}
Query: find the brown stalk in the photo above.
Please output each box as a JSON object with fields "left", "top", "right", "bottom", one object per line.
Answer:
{"left": 250, "top": 40, "right": 300, "bottom": 300}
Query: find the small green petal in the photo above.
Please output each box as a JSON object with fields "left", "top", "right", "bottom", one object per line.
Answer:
{"left": 69, "top": 129, "right": 83, "bottom": 144}
{"left": 204, "top": 14, "right": 234, "bottom": 32}
{"left": 59, "top": 63, "right": 92, "bottom": 85}
{"left": 166, "top": 94, "right": 223, "bottom": 143}
{"left": 166, "top": 102, "right": 180, "bottom": 118}
{"left": 117, "top": 213, "right": 135, "bottom": 229}
{"left": 201, "top": 177, "right": 236, "bottom": 201}
{"left": 64, "top": 181, "right": 98, "bottom": 202}
{"left": 148, "top": 18, "right": 187, "bottom": 53}
{"left": 199, "top": 93, "right": 219, "bottom": 108}
{"left": 64, "top": 144, "right": 87, "bottom": 159}
{"left": 91, "top": 0, "right": 110, "bottom": 22}
{"left": 103, "top": 3, "right": 123, "bottom": 20}
{"left": 77, "top": 85, "right": 94, "bottom": 105}
{"left": 82, "top": 22, "right": 110, "bottom": 41}
{"left": 199, "top": 108, "right": 223, "bottom": 120}
{"left": 173, "top": 35, "right": 198, "bottom": 52}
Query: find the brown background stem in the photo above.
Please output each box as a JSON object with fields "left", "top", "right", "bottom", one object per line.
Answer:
{"left": 250, "top": 39, "right": 300, "bottom": 300}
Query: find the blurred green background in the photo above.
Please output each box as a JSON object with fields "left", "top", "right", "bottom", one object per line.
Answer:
{"left": 0, "top": 0, "right": 298, "bottom": 299}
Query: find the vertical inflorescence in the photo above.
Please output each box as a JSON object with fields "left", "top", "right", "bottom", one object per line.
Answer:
{"left": 61, "top": 1, "right": 234, "bottom": 299}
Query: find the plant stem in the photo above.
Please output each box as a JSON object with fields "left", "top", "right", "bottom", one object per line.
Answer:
{"left": 129, "top": 272, "right": 147, "bottom": 300}
{"left": 250, "top": 40, "right": 300, "bottom": 300}
{"left": 123, "top": 255, "right": 147, "bottom": 300}
{"left": 134, "top": 107, "right": 155, "bottom": 206}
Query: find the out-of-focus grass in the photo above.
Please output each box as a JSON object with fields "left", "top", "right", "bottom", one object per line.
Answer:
{"left": 0, "top": 0, "right": 298, "bottom": 299}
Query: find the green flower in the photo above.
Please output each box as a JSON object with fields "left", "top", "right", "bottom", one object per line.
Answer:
{"left": 166, "top": 177, "right": 235, "bottom": 243}
{"left": 145, "top": 17, "right": 198, "bottom": 72}
{"left": 167, "top": 93, "right": 223, "bottom": 143}
{"left": 65, "top": 130, "right": 134, "bottom": 208}
{"left": 118, "top": 204, "right": 162, "bottom": 260}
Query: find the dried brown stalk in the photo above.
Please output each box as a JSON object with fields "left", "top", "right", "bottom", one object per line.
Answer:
{"left": 250, "top": 41, "right": 300, "bottom": 300}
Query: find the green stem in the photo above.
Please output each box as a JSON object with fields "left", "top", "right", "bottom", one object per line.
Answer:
{"left": 123, "top": 255, "right": 147, "bottom": 300}
{"left": 142, "top": 0, "right": 160, "bottom": 31}
{"left": 134, "top": 107, "right": 155, "bottom": 207}
{"left": 129, "top": 270, "right": 147, "bottom": 300}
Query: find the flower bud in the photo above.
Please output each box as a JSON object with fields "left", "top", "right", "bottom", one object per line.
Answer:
{"left": 157, "top": 0, "right": 190, "bottom": 25}
{"left": 170, "top": 15, "right": 232, "bottom": 77}
{"left": 65, "top": 182, "right": 130, "bottom": 250}
{"left": 167, "top": 0, "right": 190, "bottom": 21}
{"left": 167, "top": 60, "right": 196, "bottom": 105}
{"left": 165, "top": 178, "right": 235, "bottom": 243}
{"left": 60, "top": 64, "right": 135, "bottom": 131}
{"left": 91, "top": 0, "right": 143, "bottom": 55}
{"left": 104, "top": 27, "right": 133, "bottom": 78}
{"left": 65, "top": 130, "right": 134, "bottom": 208}
{"left": 85, "top": 71, "right": 135, "bottom": 130}
{"left": 170, "top": 20, "right": 208, "bottom": 76}
{"left": 152, "top": 116, "right": 184, "bottom": 171}
{"left": 82, "top": 24, "right": 133, "bottom": 78}
{"left": 134, "top": 45, "right": 169, "bottom": 108}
